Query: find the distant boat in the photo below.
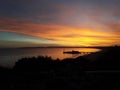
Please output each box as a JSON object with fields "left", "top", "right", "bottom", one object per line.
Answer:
{"left": 63, "top": 50, "right": 81, "bottom": 54}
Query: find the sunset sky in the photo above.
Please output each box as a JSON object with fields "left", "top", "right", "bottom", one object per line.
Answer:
{"left": 0, "top": 0, "right": 120, "bottom": 48}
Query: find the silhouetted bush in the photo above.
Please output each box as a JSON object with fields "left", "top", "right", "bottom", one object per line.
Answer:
{"left": 1, "top": 46, "right": 120, "bottom": 89}
{"left": 88, "top": 46, "right": 120, "bottom": 70}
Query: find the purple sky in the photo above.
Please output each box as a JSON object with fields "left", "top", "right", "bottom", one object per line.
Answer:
{"left": 0, "top": 0, "right": 120, "bottom": 48}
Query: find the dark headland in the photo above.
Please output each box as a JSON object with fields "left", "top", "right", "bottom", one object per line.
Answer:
{"left": 0, "top": 46, "right": 120, "bottom": 90}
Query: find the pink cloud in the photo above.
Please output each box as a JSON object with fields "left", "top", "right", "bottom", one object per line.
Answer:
{"left": 0, "top": 17, "right": 119, "bottom": 46}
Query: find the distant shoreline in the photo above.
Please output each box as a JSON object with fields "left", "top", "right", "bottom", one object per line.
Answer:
{"left": 0, "top": 46, "right": 113, "bottom": 49}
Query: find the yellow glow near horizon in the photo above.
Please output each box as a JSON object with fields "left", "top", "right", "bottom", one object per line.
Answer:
{"left": 4, "top": 27, "right": 118, "bottom": 46}
{"left": 0, "top": 18, "right": 120, "bottom": 47}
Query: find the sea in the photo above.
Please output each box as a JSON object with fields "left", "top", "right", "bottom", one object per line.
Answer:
{"left": 0, "top": 47, "right": 100, "bottom": 68}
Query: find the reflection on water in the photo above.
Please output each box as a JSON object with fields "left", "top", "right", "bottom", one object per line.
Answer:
{"left": 0, "top": 48, "right": 100, "bottom": 68}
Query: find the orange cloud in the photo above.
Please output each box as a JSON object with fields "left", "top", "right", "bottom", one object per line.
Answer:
{"left": 0, "top": 18, "right": 119, "bottom": 46}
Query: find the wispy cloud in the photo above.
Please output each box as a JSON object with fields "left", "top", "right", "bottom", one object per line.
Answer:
{"left": 0, "top": 0, "right": 120, "bottom": 47}
{"left": 0, "top": 18, "right": 119, "bottom": 46}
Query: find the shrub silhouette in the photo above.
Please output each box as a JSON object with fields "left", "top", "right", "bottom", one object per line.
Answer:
{"left": 1, "top": 46, "right": 120, "bottom": 89}
{"left": 89, "top": 46, "right": 120, "bottom": 70}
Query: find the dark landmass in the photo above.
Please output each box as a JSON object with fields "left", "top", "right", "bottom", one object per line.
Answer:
{"left": 0, "top": 46, "right": 120, "bottom": 90}
{"left": 0, "top": 45, "right": 115, "bottom": 49}
{"left": 19, "top": 46, "right": 113, "bottom": 49}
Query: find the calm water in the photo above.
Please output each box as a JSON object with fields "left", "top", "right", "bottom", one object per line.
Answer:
{"left": 0, "top": 48, "right": 100, "bottom": 68}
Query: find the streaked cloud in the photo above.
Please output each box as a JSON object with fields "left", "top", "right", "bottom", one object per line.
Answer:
{"left": 0, "top": 18, "right": 119, "bottom": 47}
{"left": 0, "top": 0, "right": 120, "bottom": 47}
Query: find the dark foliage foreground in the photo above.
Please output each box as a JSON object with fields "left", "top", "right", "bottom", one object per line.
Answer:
{"left": 0, "top": 46, "right": 120, "bottom": 90}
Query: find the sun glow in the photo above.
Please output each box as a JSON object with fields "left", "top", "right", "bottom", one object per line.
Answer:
{"left": 0, "top": 18, "right": 119, "bottom": 47}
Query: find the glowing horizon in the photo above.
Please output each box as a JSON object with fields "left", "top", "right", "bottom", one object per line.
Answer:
{"left": 0, "top": 0, "right": 120, "bottom": 48}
